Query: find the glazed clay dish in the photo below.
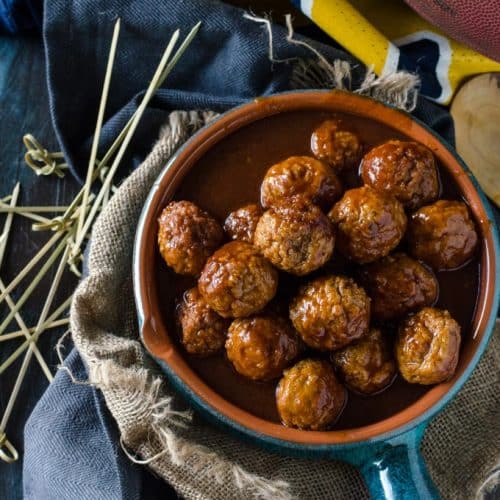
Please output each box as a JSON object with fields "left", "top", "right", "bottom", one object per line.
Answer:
{"left": 134, "top": 91, "right": 498, "bottom": 447}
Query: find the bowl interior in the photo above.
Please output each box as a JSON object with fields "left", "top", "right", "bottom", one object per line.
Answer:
{"left": 135, "top": 90, "right": 498, "bottom": 446}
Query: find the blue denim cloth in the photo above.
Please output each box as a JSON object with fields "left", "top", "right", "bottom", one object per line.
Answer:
{"left": 23, "top": 1, "right": 456, "bottom": 498}
{"left": 23, "top": 349, "right": 173, "bottom": 499}
{"left": 0, "top": 0, "right": 41, "bottom": 33}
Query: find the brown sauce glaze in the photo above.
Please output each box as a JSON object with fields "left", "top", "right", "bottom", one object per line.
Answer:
{"left": 155, "top": 110, "right": 479, "bottom": 429}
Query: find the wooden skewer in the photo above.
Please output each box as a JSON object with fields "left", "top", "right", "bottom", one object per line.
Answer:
{"left": 0, "top": 230, "right": 63, "bottom": 304}
{"left": 0, "top": 202, "right": 68, "bottom": 213}
{"left": 71, "top": 29, "right": 181, "bottom": 259}
{"left": 0, "top": 295, "right": 72, "bottom": 375}
{"left": 0, "top": 22, "right": 204, "bottom": 462}
{"left": 0, "top": 233, "right": 70, "bottom": 335}
{"left": 0, "top": 318, "right": 69, "bottom": 342}
{"left": 77, "top": 19, "right": 121, "bottom": 243}
{"left": 0, "top": 185, "right": 53, "bottom": 381}
{"left": 0, "top": 241, "right": 71, "bottom": 432}
{"left": 0, "top": 183, "right": 20, "bottom": 265}
{"left": 0, "top": 279, "right": 53, "bottom": 382}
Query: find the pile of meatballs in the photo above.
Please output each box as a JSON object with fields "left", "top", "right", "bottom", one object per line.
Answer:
{"left": 157, "top": 119, "right": 479, "bottom": 431}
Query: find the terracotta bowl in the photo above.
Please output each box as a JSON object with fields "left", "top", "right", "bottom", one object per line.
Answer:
{"left": 133, "top": 91, "right": 499, "bottom": 499}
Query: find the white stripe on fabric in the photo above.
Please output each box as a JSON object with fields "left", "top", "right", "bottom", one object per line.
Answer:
{"left": 301, "top": 0, "right": 314, "bottom": 18}
{"left": 382, "top": 42, "right": 400, "bottom": 76}
{"left": 393, "top": 30, "right": 452, "bottom": 104}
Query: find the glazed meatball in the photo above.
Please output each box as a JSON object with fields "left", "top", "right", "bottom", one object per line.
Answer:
{"left": 176, "top": 288, "right": 230, "bottom": 356}
{"left": 223, "top": 204, "right": 263, "bottom": 243}
{"left": 290, "top": 275, "right": 370, "bottom": 351}
{"left": 276, "top": 359, "right": 346, "bottom": 430}
{"left": 310, "top": 120, "right": 362, "bottom": 172}
{"left": 225, "top": 315, "right": 301, "bottom": 381}
{"left": 158, "top": 201, "right": 223, "bottom": 276}
{"left": 361, "top": 140, "right": 439, "bottom": 210}
{"left": 407, "top": 200, "right": 478, "bottom": 270}
{"left": 260, "top": 155, "right": 342, "bottom": 211}
{"left": 254, "top": 200, "right": 335, "bottom": 276}
{"left": 198, "top": 241, "right": 278, "bottom": 318}
{"left": 358, "top": 253, "right": 438, "bottom": 321}
{"left": 332, "top": 328, "right": 396, "bottom": 395}
{"left": 395, "top": 307, "right": 461, "bottom": 385}
{"left": 329, "top": 186, "right": 407, "bottom": 264}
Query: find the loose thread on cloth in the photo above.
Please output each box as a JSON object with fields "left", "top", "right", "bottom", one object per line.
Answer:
{"left": 244, "top": 12, "right": 419, "bottom": 111}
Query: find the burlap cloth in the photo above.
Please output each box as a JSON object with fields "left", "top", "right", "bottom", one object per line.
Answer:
{"left": 70, "top": 109, "right": 500, "bottom": 499}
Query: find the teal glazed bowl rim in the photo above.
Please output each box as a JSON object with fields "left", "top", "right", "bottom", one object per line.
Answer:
{"left": 133, "top": 91, "right": 499, "bottom": 474}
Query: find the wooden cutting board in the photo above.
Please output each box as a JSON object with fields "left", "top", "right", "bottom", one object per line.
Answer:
{"left": 451, "top": 73, "right": 500, "bottom": 207}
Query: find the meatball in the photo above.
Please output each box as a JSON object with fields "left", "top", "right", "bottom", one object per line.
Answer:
{"left": 158, "top": 201, "right": 223, "bottom": 276}
{"left": 225, "top": 315, "right": 301, "bottom": 381}
{"left": 198, "top": 241, "right": 278, "bottom": 318}
{"left": 276, "top": 359, "right": 346, "bottom": 430}
{"left": 332, "top": 328, "right": 396, "bottom": 395}
{"left": 290, "top": 275, "right": 370, "bottom": 351}
{"left": 310, "top": 120, "right": 362, "bottom": 172}
{"left": 254, "top": 200, "right": 335, "bottom": 276}
{"left": 223, "top": 204, "right": 263, "bottom": 243}
{"left": 260, "top": 155, "right": 342, "bottom": 211}
{"left": 329, "top": 186, "right": 407, "bottom": 264}
{"left": 176, "top": 288, "right": 230, "bottom": 356}
{"left": 361, "top": 140, "right": 439, "bottom": 210}
{"left": 407, "top": 200, "right": 478, "bottom": 270}
{"left": 358, "top": 253, "right": 438, "bottom": 321}
{"left": 395, "top": 307, "right": 461, "bottom": 385}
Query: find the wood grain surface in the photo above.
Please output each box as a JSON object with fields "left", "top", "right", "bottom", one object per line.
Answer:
{"left": 0, "top": 35, "right": 79, "bottom": 499}
{"left": 451, "top": 73, "right": 500, "bottom": 208}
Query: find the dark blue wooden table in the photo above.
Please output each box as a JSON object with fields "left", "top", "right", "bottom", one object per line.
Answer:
{"left": 0, "top": 34, "right": 80, "bottom": 499}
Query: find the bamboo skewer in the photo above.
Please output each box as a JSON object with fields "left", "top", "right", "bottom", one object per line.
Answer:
{"left": 0, "top": 319, "right": 69, "bottom": 342}
{"left": 0, "top": 22, "right": 203, "bottom": 464}
{"left": 0, "top": 186, "right": 52, "bottom": 389}
{"left": 23, "top": 134, "right": 68, "bottom": 178}
{"left": 0, "top": 295, "right": 72, "bottom": 375}
{"left": 71, "top": 29, "right": 181, "bottom": 258}
{"left": 0, "top": 231, "right": 63, "bottom": 304}
{"left": 0, "top": 184, "right": 19, "bottom": 265}
{"left": 72, "top": 29, "right": 181, "bottom": 254}
{"left": 31, "top": 195, "right": 93, "bottom": 233}
{"left": 0, "top": 186, "right": 22, "bottom": 464}
{"left": 0, "top": 279, "right": 53, "bottom": 382}
{"left": 0, "top": 208, "right": 51, "bottom": 225}
{"left": 93, "top": 22, "right": 202, "bottom": 178}
{"left": 0, "top": 243, "right": 71, "bottom": 433}
{"left": 0, "top": 203, "right": 68, "bottom": 213}
{"left": 0, "top": 233, "right": 70, "bottom": 335}
{"left": 77, "top": 19, "right": 121, "bottom": 244}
